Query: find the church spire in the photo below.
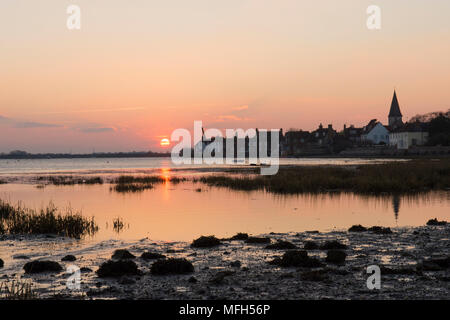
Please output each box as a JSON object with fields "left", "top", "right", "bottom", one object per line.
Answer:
{"left": 388, "top": 90, "right": 403, "bottom": 127}
{"left": 389, "top": 90, "right": 402, "bottom": 117}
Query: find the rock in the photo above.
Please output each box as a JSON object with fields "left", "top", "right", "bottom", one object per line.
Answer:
{"left": 61, "top": 255, "right": 76, "bottom": 262}
{"left": 300, "top": 270, "right": 329, "bottom": 281}
{"left": 140, "top": 252, "right": 166, "bottom": 260}
{"left": 320, "top": 240, "right": 347, "bottom": 250}
{"left": 12, "top": 255, "right": 30, "bottom": 260}
{"left": 304, "top": 241, "right": 319, "bottom": 250}
{"left": 150, "top": 258, "right": 194, "bottom": 275}
{"left": 80, "top": 267, "right": 93, "bottom": 273}
{"left": 23, "top": 260, "right": 63, "bottom": 274}
{"left": 229, "top": 233, "right": 249, "bottom": 241}
{"left": 0, "top": 258, "right": 3, "bottom": 268}
{"left": 209, "top": 270, "right": 234, "bottom": 285}
{"left": 380, "top": 266, "right": 417, "bottom": 275}
{"left": 191, "top": 236, "right": 221, "bottom": 248}
{"left": 245, "top": 237, "right": 271, "bottom": 244}
{"left": 265, "top": 240, "right": 296, "bottom": 250}
{"left": 97, "top": 260, "right": 141, "bottom": 278}
{"left": 421, "top": 257, "right": 450, "bottom": 271}
{"left": 118, "top": 276, "right": 136, "bottom": 285}
{"left": 188, "top": 276, "right": 198, "bottom": 283}
{"left": 270, "top": 250, "right": 323, "bottom": 268}
{"left": 111, "top": 249, "right": 136, "bottom": 260}
{"left": 326, "top": 250, "right": 347, "bottom": 264}
{"left": 348, "top": 225, "right": 367, "bottom": 232}
{"left": 426, "top": 218, "right": 447, "bottom": 226}
{"left": 368, "top": 226, "right": 393, "bottom": 234}
{"left": 230, "top": 260, "right": 241, "bottom": 268}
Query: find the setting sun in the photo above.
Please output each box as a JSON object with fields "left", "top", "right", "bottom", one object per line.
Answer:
{"left": 160, "top": 138, "right": 170, "bottom": 147}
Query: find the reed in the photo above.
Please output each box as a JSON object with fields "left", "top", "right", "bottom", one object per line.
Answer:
{"left": 0, "top": 200, "right": 97, "bottom": 238}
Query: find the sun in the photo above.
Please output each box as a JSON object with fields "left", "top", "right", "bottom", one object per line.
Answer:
{"left": 160, "top": 138, "right": 170, "bottom": 147}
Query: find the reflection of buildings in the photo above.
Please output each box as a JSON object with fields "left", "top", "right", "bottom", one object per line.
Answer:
{"left": 392, "top": 195, "right": 401, "bottom": 222}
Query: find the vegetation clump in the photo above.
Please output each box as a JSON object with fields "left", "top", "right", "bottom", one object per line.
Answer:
{"left": 191, "top": 236, "right": 221, "bottom": 248}
{"left": 325, "top": 250, "right": 347, "bottom": 264}
{"left": 348, "top": 225, "right": 367, "bottom": 232}
{"left": 150, "top": 258, "right": 194, "bottom": 275}
{"left": 0, "top": 200, "right": 97, "bottom": 238}
{"left": 265, "top": 240, "right": 297, "bottom": 250}
{"left": 245, "top": 237, "right": 271, "bottom": 244}
{"left": 111, "top": 249, "right": 136, "bottom": 260}
{"left": 368, "top": 226, "right": 393, "bottom": 234}
{"left": 97, "top": 260, "right": 141, "bottom": 277}
{"left": 426, "top": 218, "right": 447, "bottom": 226}
{"left": 320, "top": 240, "right": 347, "bottom": 250}
{"left": 270, "top": 250, "right": 323, "bottom": 268}
{"left": 141, "top": 252, "right": 166, "bottom": 260}
{"left": 23, "top": 260, "right": 63, "bottom": 274}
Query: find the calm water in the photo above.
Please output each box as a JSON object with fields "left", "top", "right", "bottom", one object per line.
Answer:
{"left": 0, "top": 182, "right": 448, "bottom": 242}
{"left": 0, "top": 157, "right": 406, "bottom": 176}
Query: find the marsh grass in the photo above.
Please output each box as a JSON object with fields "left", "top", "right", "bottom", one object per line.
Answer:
{"left": 37, "top": 176, "right": 103, "bottom": 186}
{"left": 0, "top": 200, "right": 97, "bottom": 238}
{"left": 111, "top": 175, "right": 187, "bottom": 193}
{"left": 0, "top": 279, "right": 37, "bottom": 300}
{"left": 197, "top": 160, "right": 450, "bottom": 195}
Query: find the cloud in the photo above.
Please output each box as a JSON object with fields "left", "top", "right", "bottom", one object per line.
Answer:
{"left": 0, "top": 115, "right": 62, "bottom": 128}
{"left": 214, "top": 115, "right": 252, "bottom": 122}
{"left": 232, "top": 105, "right": 249, "bottom": 111}
{"left": 77, "top": 127, "right": 116, "bottom": 133}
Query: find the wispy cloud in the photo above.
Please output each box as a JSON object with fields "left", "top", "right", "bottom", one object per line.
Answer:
{"left": 31, "top": 107, "right": 147, "bottom": 115}
{"left": 232, "top": 105, "right": 249, "bottom": 111}
{"left": 77, "top": 127, "right": 116, "bottom": 133}
{"left": 0, "top": 115, "right": 62, "bottom": 129}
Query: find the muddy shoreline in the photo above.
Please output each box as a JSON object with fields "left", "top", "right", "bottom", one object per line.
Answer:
{"left": 1, "top": 224, "right": 448, "bottom": 300}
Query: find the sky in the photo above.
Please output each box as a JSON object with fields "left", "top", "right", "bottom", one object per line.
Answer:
{"left": 1, "top": 0, "right": 450, "bottom": 153}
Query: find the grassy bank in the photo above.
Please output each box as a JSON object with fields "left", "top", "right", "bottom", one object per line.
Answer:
{"left": 111, "top": 175, "right": 187, "bottom": 193}
{"left": 197, "top": 159, "right": 450, "bottom": 194}
{"left": 0, "top": 200, "right": 97, "bottom": 238}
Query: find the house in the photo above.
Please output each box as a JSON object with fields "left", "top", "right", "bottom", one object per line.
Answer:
{"left": 284, "top": 130, "right": 312, "bottom": 155}
{"left": 342, "top": 124, "right": 363, "bottom": 144}
{"left": 361, "top": 119, "right": 390, "bottom": 144}
{"left": 311, "top": 123, "right": 336, "bottom": 145}
{"left": 389, "top": 121, "right": 429, "bottom": 149}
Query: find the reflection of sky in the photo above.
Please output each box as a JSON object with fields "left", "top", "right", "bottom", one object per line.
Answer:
{"left": 0, "top": 183, "right": 448, "bottom": 242}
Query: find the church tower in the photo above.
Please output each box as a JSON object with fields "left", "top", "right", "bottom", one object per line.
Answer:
{"left": 388, "top": 90, "right": 403, "bottom": 127}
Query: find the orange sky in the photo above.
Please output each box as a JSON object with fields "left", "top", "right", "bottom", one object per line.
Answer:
{"left": 1, "top": 0, "right": 449, "bottom": 153}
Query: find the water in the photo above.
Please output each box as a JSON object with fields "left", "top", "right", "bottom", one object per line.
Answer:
{"left": 0, "top": 157, "right": 406, "bottom": 176}
{"left": 0, "top": 182, "right": 448, "bottom": 242}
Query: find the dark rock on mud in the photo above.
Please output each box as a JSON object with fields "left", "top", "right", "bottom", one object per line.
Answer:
{"left": 61, "top": 255, "right": 76, "bottom": 262}
{"left": 13, "top": 255, "right": 30, "bottom": 260}
{"left": 188, "top": 276, "right": 198, "bottom": 283}
{"left": 224, "top": 233, "right": 249, "bottom": 241}
{"left": 368, "top": 226, "right": 393, "bottom": 234}
{"left": 265, "top": 240, "right": 296, "bottom": 250}
{"left": 150, "top": 258, "right": 194, "bottom": 275}
{"left": 97, "top": 260, "right": 141, "bottom": 278}
{"left": 246, "top": 237, "right": 271, "bottom": 244}
{"left": 210, "top": 270, "right": 235, "bottom": 285}
{"left": 191, "top": 236, "right": 221, "bottom": 248}
{"left": 300, "top": 269, "right": 330, "bottom": 282}
{"left": 140, "top": 252, "right": 166, "bottom": 260}
{"left": 270, "top": 250, "right": 323, "bottom": 268}
{"left": 380, "top": 266, "right": 418, "bottom": 275}
{"left": 326, "top": 250, "right": 347, "bottom": 264}
{"left": 320, "top": 240, "right": 347, "bottom": 250}
{"left": 426, "top": 218, "right": 447, "bottom": 226}
{"left": 421, "top": 257, "right": 450, "bottom": 271}
{"left": 230, "top": 260, "right": 241, "bottom": 268}
{"left": 111, "top": 249, "right": 136, "bottom": 260}
{"left": 80, "top": 267, "right": 93, "bottom": 273}
{"left": 348, "top": 225, "right": 367, "bottom": 232}
{"left": 0, "top": 258, "right": 3, "bottom": 268}
{"left": 304, "top": 241, "right": 319, "bottom": 250}
{"left": 23, "top": 260, "right": 63, "bottom": 274}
